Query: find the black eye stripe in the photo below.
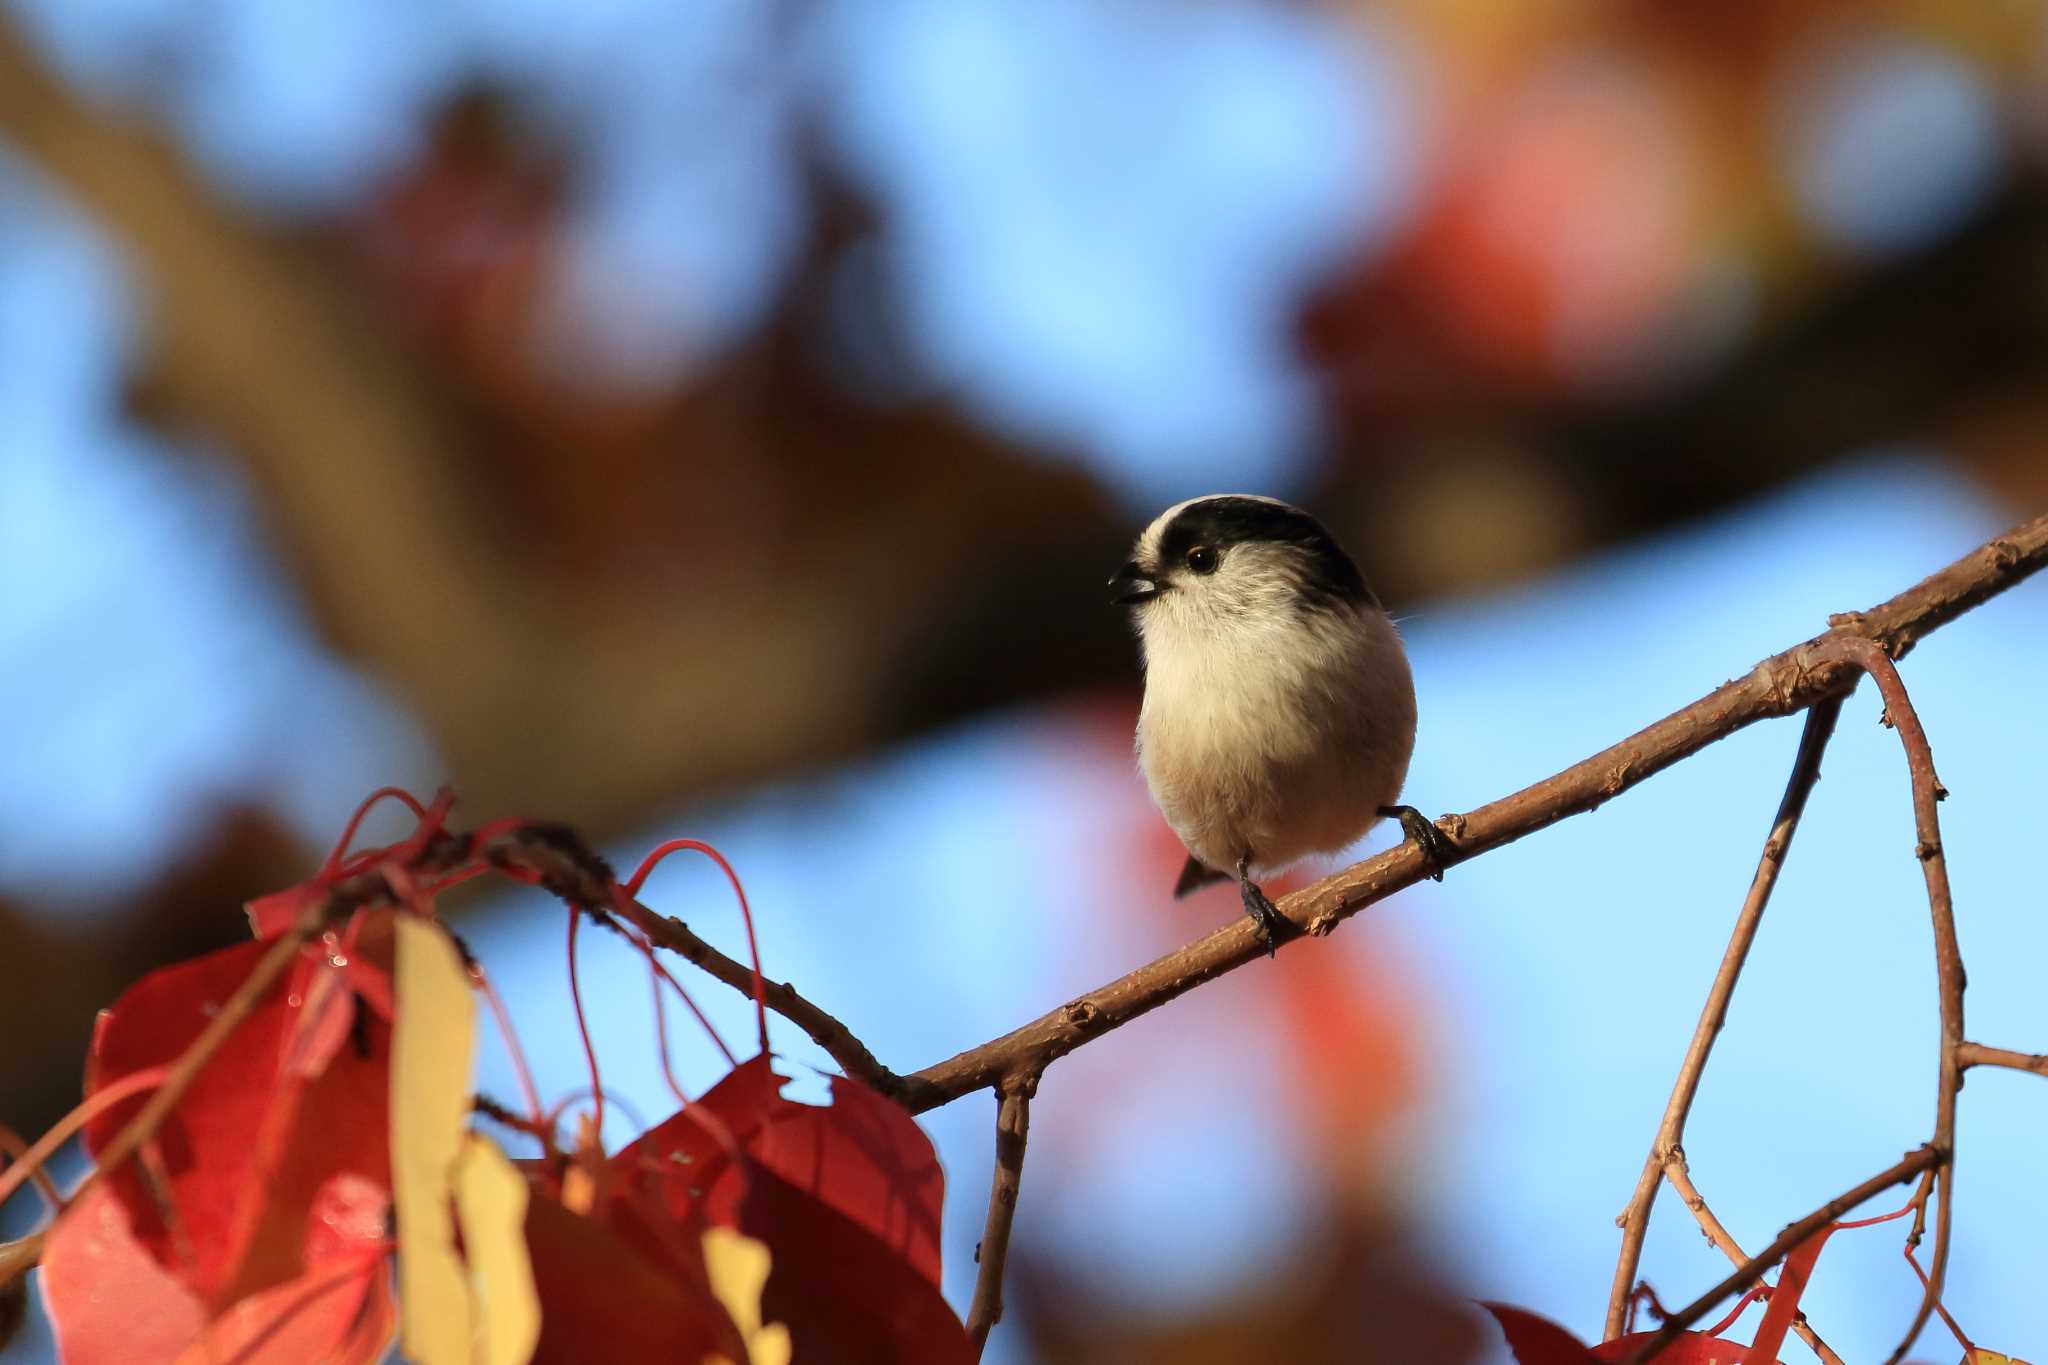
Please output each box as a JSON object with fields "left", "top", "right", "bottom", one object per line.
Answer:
{"left": 1185, "top": 545, "right": 1218, "bottom": 574}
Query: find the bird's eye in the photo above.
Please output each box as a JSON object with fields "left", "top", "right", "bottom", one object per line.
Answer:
{"left": 1185, "top": 545, "right": 1219, "bottom": 575}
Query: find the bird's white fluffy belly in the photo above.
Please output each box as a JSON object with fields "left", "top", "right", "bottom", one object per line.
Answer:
{"left": 1136, "top": 609, "right": 1415, "bottom": 875}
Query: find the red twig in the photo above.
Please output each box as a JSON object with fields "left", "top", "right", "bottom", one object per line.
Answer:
{"left": 1701, "top": 1283, "right": 1765, "bottom": 1339}
{"left": 470, "top": 961, "right": 547, "bottom": 1134}
{"left": 626, "top": 838, "right": 769, "bottom": 1057}
{"left": 648, "top": 961, "right": 690, "bottom": 1107}
{"left": 1903, "top": 1244, "right": 1974, "bottom": 1353}
{"left": 323, "top": 786, "right": 430, "bottom": 874}
{"left": 563, "top": 907, "right": 607, "bottom": 1144}
{"left": 0, "top": 1125, "right": 62, "bottom": 1214}
{"left": 0, "top": 1067, "right": 169, "bottom": 1213}
{"left": 629, "top": 931, "right": 738, "bottom": 1070}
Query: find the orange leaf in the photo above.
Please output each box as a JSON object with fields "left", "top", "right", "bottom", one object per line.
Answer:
{"left": 41, "top": 1182, "right": 393, "bottom": 1365}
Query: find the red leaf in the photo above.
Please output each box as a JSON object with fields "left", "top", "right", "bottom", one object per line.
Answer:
{"left": 605, "top": 1055, "right": 969, "bottom": 1360}
{"left": 740, "top": 1164, "right": 974, "bottom": 1365}
{"left": 1481, "top": 1304, "right": 1781, "bottom": 1365}
{"left": 244, "top": 885, "right": 321, "bottom": 941}
{"left": 614, "top": 1054, "right": 946, "bottom": 1288}
{"left": 522, "top": 1188, "right": 742, "bottom": 1365}
{"left": 80, "top": 918, "right": 393, "bottom": 1308}
{"left": 1594, "top": 1337, "right": 1783, "bottom": 1365}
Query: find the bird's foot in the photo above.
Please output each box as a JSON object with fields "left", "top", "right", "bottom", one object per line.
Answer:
{"left": 1238, "top": 875, "right": 1297, "bottom": 957}
{"left": 1379, "top": 805, "right": 1454, "bottom": 882}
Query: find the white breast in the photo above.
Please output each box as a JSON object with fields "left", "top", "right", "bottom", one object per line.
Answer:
{"left": 1135, "top": 601, "right": 1416, "bottom": 877}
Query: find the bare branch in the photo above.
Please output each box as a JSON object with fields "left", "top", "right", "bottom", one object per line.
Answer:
{"left": 1958, "top": 1043, "right": 2048, "bottom": 1077}
{"left": 1620, "top": 1145, "right": 1946, "bottom": 1363}
{"left": 965, "top": 1085, "right": 1034, "bottom": 1356}
{"left": 1605, "top": 698, "right": 1842, "bottom": 1337}
{"left": 1804, "top": 637, "right": 1964, "bottom": 1365}
{"left": 904, "top": 513, "right": 2048, "bottom": 1112}
{"left": 1664, "top": 1155, "right": 1845, "bottom": 1365}
{"left": 0, "top": 1232, "right": 42, "bottom": 1288}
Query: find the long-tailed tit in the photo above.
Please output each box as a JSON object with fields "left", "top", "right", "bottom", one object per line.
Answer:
{"left": 1110, "top": 494, "right": 1448, "bottom": 952}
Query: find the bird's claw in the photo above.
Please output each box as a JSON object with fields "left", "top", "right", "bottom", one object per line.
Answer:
{"left": 1380, "top": 804, "right": 1454, "bottom": 881}
{"left": 1239, "top": 877, "right": 1297, "bottom": 957}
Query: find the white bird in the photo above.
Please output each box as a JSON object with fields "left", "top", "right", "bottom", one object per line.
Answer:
{"left": 1109, "top": 494, "right": 1447, "bottom": 951}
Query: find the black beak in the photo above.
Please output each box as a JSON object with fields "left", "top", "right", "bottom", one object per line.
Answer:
{"left": 1108, "top": 560, "right": 1162, "bottom": 605}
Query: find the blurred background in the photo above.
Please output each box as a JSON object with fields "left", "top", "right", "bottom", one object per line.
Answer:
{"left": 3, "top": 0, "right": 2046, "bottom": 1360}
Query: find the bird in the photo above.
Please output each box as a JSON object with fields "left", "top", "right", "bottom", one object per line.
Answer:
{"left": 1108, "top": 493, "right": 1448, "bottom": 953}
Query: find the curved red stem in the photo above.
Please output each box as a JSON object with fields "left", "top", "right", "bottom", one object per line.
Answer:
{"left": 564, "top": 909, "right": 606, "bottom": 1145}
{"left": 626, "top": 838, "right": 768, "bottom": 1055}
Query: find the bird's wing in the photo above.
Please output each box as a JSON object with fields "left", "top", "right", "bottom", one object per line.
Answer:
{"left": 1173, "top": 854, "right": 1229, "bottom": 899}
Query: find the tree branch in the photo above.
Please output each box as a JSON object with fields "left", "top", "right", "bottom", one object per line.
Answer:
{"left": 1804, "top": 637, "right": 1964, "bottom": 1365}
{"left": 1662, "top": 1155, "right": 1845, "bottom": 1365}
{"left": 1620, "top": 1145, "right": 1946, "bottom": 1363}
{"left": 965, "top": 1085, "right": 1034, "bottom": 1356}
{"left": 1957, "top": 1042, "right": 2048, "bottom": 1077}
{"left": 901, "top": 512, "right": 2048, "bottom": 1112}
{"left": 0, "top": 1230, "right": 42, "bottom": 1289}
{"left": 1604, "top": 697, "right": 1841, "bottom": 1338}
{"left": 482, "top": 826, "right": 905, "bottom": 1098}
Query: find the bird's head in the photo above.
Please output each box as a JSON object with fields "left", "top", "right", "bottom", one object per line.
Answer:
{"left": 1108, "top": 494, "right": 1371, "bottom": 635}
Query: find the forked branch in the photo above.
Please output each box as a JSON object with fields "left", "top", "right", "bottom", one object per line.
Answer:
{"left": 1620, "top": 1145, "right": 1947, "bottom": 1363}
{"left": 1604, "top": 698, "right": 1843, "bottom": 1338}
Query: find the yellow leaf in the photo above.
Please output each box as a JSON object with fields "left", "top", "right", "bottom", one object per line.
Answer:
{"left": 392, "top": 915, "right": 478, "bottom": 1365}
{"left": 700, "top": 1227, "right": 791, "bottom": 1365}
{"left": 1967, "top": 1352, "right": 2032, "bottom": 1364}
{"left": 454, "top": 1134, "right": 541, "bottom": 1365}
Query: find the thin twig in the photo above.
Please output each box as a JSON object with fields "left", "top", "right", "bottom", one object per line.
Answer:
{"left": 0, "top": 1231, "right": 41, "bottom": 1287}
{"left": 1620, "top": 1145, "right": 1946, "bottom": 1363}
{"left": 965, "top": 1084, "right": 1034, "bottom": 1356}
{"left": 486, "top": 826, "right": 905, "bottom": 1097}
{"left": 1664, "top": 1155, "right": 1845, "bottom": 1365}
{"left": 81, "top": 921, "right": 313, "bottom": 1205}
{"left": 904, "top": 514, "right": 2048, "bottom": 1112}
{"left": 1807, "top": 637, "right": 1964, "bottom": 1365}
{"left": 1957, "top": 1042, "right": 2048, "bottom": 1077}
{"left": 0, "top": 1127, "right": 64, "bottom": 1212}
{"left": 1604, "top": 698, "right": 1842, "bottom": 1338}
